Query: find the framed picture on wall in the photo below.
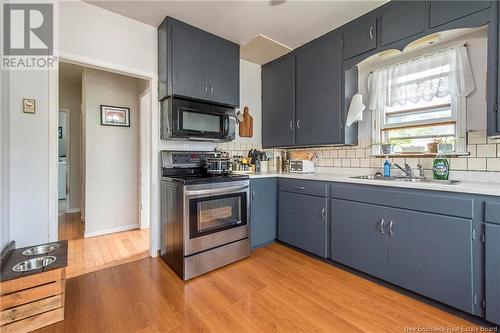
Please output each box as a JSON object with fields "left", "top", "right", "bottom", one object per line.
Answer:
{"left": 100, "top": 105, "right": 130, "bottom": 127}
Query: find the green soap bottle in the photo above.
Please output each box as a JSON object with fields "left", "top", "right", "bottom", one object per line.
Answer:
{"left": 433, "top": 154, "right": 449, "bottom": 180}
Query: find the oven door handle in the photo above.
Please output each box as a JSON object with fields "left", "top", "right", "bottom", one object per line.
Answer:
{"left": 184, "top": 185, "right": 249, "bottom": 197}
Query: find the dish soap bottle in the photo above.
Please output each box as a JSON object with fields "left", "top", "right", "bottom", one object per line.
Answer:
{"left": 433, "top": 154, "right": 449, "bottom": 180}
{"left": 383, "top": 157, "right": 391, "bottom": 177}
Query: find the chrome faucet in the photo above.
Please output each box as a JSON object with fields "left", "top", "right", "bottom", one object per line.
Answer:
{"left": 393, "top": 163, "right": 413, "bottom": 177}
{"left": 417, "top": 163, "right": 425, "bottom": 178}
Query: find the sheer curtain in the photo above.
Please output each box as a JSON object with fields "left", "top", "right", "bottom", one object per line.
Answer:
{"left": 368, "top": 45, "right": 475, "bottom": 111}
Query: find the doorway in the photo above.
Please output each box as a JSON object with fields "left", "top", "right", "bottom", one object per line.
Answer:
{"left": 58, "top": 61, "right": 150, "bottom": 277}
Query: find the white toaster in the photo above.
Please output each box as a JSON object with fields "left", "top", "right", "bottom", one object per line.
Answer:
{"left": 289, "top": 160, "right": 315, "bottom": 173}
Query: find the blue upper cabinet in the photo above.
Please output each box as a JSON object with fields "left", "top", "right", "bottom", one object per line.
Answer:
{"left": 158, "top": 17, "right": 240, "bottom": 106}
{"left": 342, "top": 15, "right": 377, "bottom": 59}
{"left": 380, "top": 1, "right": 427, "bottom": 46}
{"left": 429, "top": 1, "right": 491, "bottom": 28}
{"left": 295, "top": 32, "right": 343, "bottom": 146}
{"left": 262, "top": 55, "right": 295, "bottom": 148}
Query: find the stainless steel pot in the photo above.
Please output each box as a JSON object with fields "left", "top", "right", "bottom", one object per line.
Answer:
{"left": 204, "top": 158, "right": 231, "bottom": 175}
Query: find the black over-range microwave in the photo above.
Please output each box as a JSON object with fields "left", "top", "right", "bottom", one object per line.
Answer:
{"left": 160, "top": 97, "right": 236, "bottom": 142}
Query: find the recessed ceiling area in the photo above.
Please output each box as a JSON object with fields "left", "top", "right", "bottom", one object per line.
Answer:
{"left": 86, "top": 0, "right": 387, "bottom": 50}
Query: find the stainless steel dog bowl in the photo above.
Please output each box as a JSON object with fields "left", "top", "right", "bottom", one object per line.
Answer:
{"left": 22, "top": 243, "right": 60, "bottom": 256}
{"left": 12, "top": 256, "right": 57, "bottom": 272}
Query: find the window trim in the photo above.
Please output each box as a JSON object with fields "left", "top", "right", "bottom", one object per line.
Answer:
{"left": 372, "top": 96, "right": 466, "bottom": 155}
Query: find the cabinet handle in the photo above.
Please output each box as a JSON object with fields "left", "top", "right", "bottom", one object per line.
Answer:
{"left": 296, "top": 119, "right": 301, "bottom": 129}
{"left": 251, "top": 191, "right": 256, "bottom": 200}
{"left": 295, "top": 186, "right": 305, "bottom": 190}
{"left": 210, "top": 83, "right": 214, "bottom": 94}
{"left": 369, "top": 26, "right": 374, "bottom": 40}
{"left": 388, "top": 220, "right": 394, "bottom": 236}
{"left": 321, "top": 208, "right": 326, "bottom": 222}
{"left": 289, "top": 120, "right": 294, "bottom": 130}
{"left": 379, "top": 219, "right": 385, "bottom": 234}
{"left": 204, "top": 83, "right": 208, "bottom": 93}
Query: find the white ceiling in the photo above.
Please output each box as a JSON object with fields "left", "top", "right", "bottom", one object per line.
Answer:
{"left": 86, "top": 0, "right": 387, "bottom": 49}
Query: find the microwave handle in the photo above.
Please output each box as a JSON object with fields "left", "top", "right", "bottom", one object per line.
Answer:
{"left": 225, "top": 112, "right": 237, "bottom": 137}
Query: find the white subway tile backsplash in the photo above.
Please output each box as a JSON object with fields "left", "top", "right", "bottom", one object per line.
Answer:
{"left": 487, "top": 158, "right": 500, "bottom": 171}
{"left": 355, "top": 149, "right": 365, "bottom": 158}
{"left": 360, "top": 158, "right": 370, "bottom": 168}
{"left": 468, "top": 158, "right": 487, "bottom": 171}
{"left": 346, "top": 150, "right": 356, "bottom": 158}
{"left": 468, "top": 131, "right": 487, "bottom": 144}
{"left": 476, "top": 144, "right": 497, "bottom": 158}
{"left": 341, "top": 159, "right": 351, "bottom": 167}
{"left": 337, "top": 150, "right": 347, "bottom": 158}
{"left": 449, "top": 158, "right": 467, "bottom": 171}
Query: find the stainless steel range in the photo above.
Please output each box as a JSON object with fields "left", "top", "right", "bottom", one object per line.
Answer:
{"left": 160, "top": 151, "right": 250, "bottom": 280}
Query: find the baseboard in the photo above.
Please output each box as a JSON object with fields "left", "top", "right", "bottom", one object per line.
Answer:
{"left": 84, "top": 224, "right": 140, "bottom": 238}
{"left": 66, "top": 208, "right": 81, "bottom": 214}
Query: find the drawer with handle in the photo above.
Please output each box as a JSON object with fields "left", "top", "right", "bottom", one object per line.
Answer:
{"left": 279, "top": 179, "right": 328, "bottom": 197}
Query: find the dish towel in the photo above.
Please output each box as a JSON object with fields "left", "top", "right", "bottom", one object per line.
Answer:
{"left": 346, "top": 93, "right": 365, "bottom": 127}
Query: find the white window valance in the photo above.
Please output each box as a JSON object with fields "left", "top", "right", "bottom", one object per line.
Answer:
{"left": 368, "top": 45, "right": 475, "bottom": 111}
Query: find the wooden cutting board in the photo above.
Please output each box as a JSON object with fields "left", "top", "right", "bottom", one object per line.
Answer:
{"left": 239, "top": 107, "right": 253, "bottom": 137}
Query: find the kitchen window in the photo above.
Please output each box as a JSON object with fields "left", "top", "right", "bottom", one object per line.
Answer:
{"left": 368, "top": 44, "right": 475, "bottom": 154}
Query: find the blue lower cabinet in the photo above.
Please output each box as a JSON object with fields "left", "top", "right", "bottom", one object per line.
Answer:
{"left": 279, "top": 191, "right": 328, "bottom": 258}
{"left": 331, "top": 199, "right": 388, "bottom": 280}
{"left": 486, "top": 223, "right": 500, "bottom": 325}
{"left": 250, "top": 178, "right": 277, "bottom": 248}
{"left": 386, "top": 208, "right": 474, "bottom": 314}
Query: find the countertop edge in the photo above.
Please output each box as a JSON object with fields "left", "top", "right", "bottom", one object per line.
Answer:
{"left": 248, "top": 172, "right": 500, "bottom": 197}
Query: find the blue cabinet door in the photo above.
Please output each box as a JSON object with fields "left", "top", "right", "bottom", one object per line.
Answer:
{"left": 262, "top": 55, "right": 295, "bottom": 148}
{"left": 486, "top": 223, "right": 500, "bottom": 325}
{"left": 342, "top": 15, "right": 377, "bottom": 59}
{"left": 380, "top": 1, "right": 426, "bottom": 46}
{"left": 170, "top": 18, "right": 210, "bottom": 101}
{"left": 279, "top": 191, "right": 328, "bottom": 258}
{"left": 429, "top": 1, "right": 491, "bottom": 28}
{"left": 250, "top": 179, "right": 277, "bottom": 248}
{"left": 295, "top": 31, "right": 342, "bottom": 146}
{"left": 206, "top": 33, "right": 240, "bottom": 107}
{"left": 387, "top": 208, "right": 474, "bottom": 314}
{"left": 331, "top": 199, "right": 388, "bottom": 280}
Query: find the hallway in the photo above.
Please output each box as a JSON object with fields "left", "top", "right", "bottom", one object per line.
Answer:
{"left": 59, "top": 212, "right": 149, "bottom": 278}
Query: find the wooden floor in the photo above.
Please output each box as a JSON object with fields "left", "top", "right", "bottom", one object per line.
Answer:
{"left": 58, "top": 212, "right": 150, "bottom": 278}
{"left": 58, "top": 212, "right": 84, "bottom": 241}
{"left": 36, "top": 243, "right": 479, "bottom": 333}
{"left": 66, "top": 228, "right": 150, "bottom": 278}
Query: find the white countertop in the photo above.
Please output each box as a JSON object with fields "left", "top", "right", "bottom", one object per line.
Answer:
{"left": 249, "top": 171, "right": 500, "bottom": 197}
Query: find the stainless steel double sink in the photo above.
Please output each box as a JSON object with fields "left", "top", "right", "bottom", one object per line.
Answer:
{"left": 350, "top": 175, "right": 461, "bottom": 185}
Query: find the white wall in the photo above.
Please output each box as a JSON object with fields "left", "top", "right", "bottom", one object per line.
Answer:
{"left": 234, "top": 60, "right": 262, "bottom": 147}
{"left": 1, "top": 69, "right": 11, "bottom": 250}
{"left": 59, "top": 1, "right": 157, "bottom": 75}
{"left": 59, "top": 72, "right": 82, "bottom": 211}
{"left": 4, "top": 1, "right": 157, "bottom": 247}
{"left": 84, "top": 68, "right": 144, "bottom": 237}
{"left": 8, "top": 70, "right": 52, "bottom": 247}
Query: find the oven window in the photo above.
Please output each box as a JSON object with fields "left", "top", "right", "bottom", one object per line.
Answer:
{"left": 181, "top": 110, "right": 221, "bottom": 133}
{"left": 189, "top": 193, "right": 247, "bottom": 239}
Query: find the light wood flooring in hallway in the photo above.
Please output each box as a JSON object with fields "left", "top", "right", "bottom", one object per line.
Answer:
{"left": 59, "top": 212, "right": 149, "bottom": 278}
